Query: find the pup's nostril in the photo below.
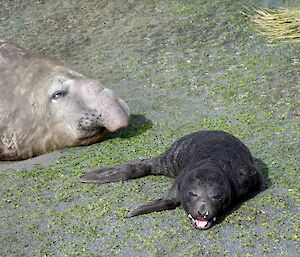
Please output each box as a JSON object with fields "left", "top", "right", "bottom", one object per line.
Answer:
{"left": 198, "top": 210, "right": 208, "bottom": 214}
{"left": 203, "top": 211, "right": 209, "bottom": 219}
{"left": 198, "top": 203, "right": 209, "bottom": 217}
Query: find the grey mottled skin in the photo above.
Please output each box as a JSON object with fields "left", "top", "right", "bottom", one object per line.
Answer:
{"left": 80, "top": 130, "right": 263, "bottom": 230}
{"left": 0, "top": 40, "right": 130, "bottom": 160}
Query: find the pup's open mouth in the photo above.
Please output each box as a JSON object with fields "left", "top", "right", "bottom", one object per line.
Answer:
{"left": 188, "top": 214, "right": 216, "bottom": 230}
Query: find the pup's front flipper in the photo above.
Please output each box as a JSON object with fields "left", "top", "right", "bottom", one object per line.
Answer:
{"left": 78, "top": 159, "right": 153, "bottom": 184}
{"left": 127, "top": 182, "right": 180, "bottom": 217}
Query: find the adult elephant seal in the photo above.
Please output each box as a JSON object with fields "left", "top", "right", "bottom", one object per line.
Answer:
{"left": 79, "top": 130, "right": 263, "bottom": 230}
{"left": 0, "top": 40, "right": 130, "bottom": 160}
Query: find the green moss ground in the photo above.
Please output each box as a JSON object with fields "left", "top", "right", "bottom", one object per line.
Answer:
{"left": 0, "top": 0, "right": 299, "bottom": 256}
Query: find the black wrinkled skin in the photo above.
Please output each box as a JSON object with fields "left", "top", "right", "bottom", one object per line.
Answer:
{"left": 79, "top": 130, "right": 263, "bottom": 229}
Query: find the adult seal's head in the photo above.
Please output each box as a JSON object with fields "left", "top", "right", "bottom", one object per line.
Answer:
{"left": 0, "top": 41, "right": 130, "bottom": 160}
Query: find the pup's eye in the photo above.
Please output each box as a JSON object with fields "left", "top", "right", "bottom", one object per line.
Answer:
{"left": 212, "top": 194, "right": 223, "bottom": 201}
{"left": 52, "top": 91, "right": 67, "bottom": 100}
{"left": 188, "top": 192, "right": 197, "bottom": 197}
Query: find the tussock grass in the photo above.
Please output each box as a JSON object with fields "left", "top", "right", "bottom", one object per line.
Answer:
{"left": 248, "top": 8, "right": 300, "bottom": 44}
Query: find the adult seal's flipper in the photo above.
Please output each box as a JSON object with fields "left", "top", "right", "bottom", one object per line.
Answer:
{"left": 78, "top": 159, "right": 153, "bottom": 183}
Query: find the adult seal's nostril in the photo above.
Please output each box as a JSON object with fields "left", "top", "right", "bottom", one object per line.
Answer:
{"left": 88, "top": 88, "right": 130, "bottom": 132}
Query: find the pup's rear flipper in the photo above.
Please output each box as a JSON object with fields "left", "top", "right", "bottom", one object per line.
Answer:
{"left": 126, "top": 198, "right": 179, "bottom": 217}
{"left": 127, "top": 181, "right": 180, "bottom": 217}
{"left": 78, "top": 159, "right": 153, "bottom": 184}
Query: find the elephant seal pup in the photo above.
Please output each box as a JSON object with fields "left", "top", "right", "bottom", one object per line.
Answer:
{"left": 0, "top": 40, "right": 130, "bottom": 160}
{"left": 79, "top": 130, "right": 263, "bottom": 230}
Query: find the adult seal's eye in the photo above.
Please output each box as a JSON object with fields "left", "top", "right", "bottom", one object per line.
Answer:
{"left": 52, "top": 91, "right": 67, "bottom": 100}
